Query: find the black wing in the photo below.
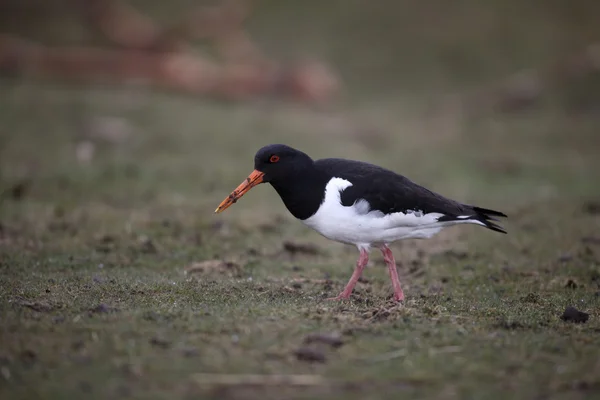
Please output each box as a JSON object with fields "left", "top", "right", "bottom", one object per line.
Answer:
{"left": 314, "top": 158, "right": 507, "bottom": 233}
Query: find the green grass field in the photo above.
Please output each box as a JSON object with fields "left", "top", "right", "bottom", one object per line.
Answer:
{"left": 1, "top": 1, "right": 600, "bottom": 399}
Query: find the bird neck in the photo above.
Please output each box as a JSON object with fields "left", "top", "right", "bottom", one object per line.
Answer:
{"left": 269, "top": 166, "right": 330, "bottom": 220}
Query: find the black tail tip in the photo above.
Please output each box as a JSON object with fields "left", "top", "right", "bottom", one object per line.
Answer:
{"left": 472, "top": 206, "right": 507, "bottom": 234}
{"left": 472, "top": 206, "right": 508, "bottom": 219}
{"left": 485, "top": 221, "right": 507, "bottom": 234}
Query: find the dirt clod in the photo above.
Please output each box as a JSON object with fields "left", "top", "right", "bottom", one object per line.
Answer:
{"left": 565, "top": 279, "right": 578, "bottom": 289}
{"left": 443, "top": 250, "right": 469, "bottom": 260}
{"left": 283, "top": 241, "right": 320, "bottom": 255}
{"left": 582, "top": 201, "right": 600, "bottom": 215}
{"left": 303, "top": 332, "right": 344, "bottom": 348}
{"left": 558, "top": 253, "right": 573, "bottom": 263}
{"left": 7, "top": 181, "right": 30, "bottom": 200}
{"left": 96, "top": 235, "right": 116, "bottom": 253}
{"left": 495, "top": 319, "right": 525, "bottom": 330}
{"left": 561, "top": 306, "right": 589, "bottom": 323}
{"left": 79, "top": 381, "right": 93, "bottom": 393}
{"left": 185, "top": 260, "right": 243, "bottom": 277}
{"left": 520, "top": 293, "right": 540, "bottom": 303}
{"left": 19, "top": 350, "right": 37, "bottom": 367}
{"left": 581, "top": 236, "right": 600, "bottom": 245}
{"left": 16, "top": 299, "right": 55, "bottom": 313}
{"left": 149, "top": 337, "right": 170, "bottom": 348}
{"left": 142, "top": 311, "right": 163, "bottom": 321}
{"left": 363, "top": 305, "right": 397, "bottom": 322}
{"left": 293, "top": 346, "right": 326, "bottom": 363}
{"left": 139, "top": 237, "right": 158, "bottom": 253}
{"left": 89, "top": 303, "right": 117, "bottom": 314}
{"left": 181, "top": 347, "right": 200, "bottom": 358}
{"left": 71, "top": 340, "right": 85, "bottom": 351}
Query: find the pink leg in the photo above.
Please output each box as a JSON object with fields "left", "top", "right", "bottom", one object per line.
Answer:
{"left": 327, "top": 248, "right": 369, "bottom": 300}
{"left": 380, "top": 245, "right": 405, "bottom": 302}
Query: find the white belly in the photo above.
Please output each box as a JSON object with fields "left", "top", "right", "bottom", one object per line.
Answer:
{"left": 301, "top": 178, "right": 478, "bottom": 249}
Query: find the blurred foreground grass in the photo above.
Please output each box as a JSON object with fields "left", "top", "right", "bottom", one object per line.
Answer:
{"left": 1, "top": 1, "right": 600, "bottom": 399}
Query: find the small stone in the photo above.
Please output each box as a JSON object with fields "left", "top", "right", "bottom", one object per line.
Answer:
{"left": 561, "top": 306, "right": 589, "bottom": 323}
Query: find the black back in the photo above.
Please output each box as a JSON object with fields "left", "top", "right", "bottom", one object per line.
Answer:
{"left": 315, "top": 158, "right": 467, "bottom": 216}
{"left": 314, "top": 158, "right": 507, "bottom": 233}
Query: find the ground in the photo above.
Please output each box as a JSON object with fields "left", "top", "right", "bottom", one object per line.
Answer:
{"left": 1, "top": 1, "right": 600, "bottom": 399}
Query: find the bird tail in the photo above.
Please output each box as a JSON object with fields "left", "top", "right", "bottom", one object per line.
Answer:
{"left": 469, "top": 206, "right": 508, "bottom": 234}
{"left": 437, "top": 206, "right": 507, "bottom": 233}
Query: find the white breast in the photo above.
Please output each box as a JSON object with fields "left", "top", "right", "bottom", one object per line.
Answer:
{"left": 301, "top": 177, "right": 478, "bottom": 250}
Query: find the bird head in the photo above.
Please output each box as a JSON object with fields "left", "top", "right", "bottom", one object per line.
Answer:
{"left": 214, "top": 144, "right": 313, "bottom": 213}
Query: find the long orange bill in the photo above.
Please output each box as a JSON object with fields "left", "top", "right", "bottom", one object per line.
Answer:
{"left": 214, "top": 170, "right": 265, "bottom": 213}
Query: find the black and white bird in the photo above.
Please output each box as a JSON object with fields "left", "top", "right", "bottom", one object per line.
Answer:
{"left": 215, "top": 144, "right": 507, "bottom": 302}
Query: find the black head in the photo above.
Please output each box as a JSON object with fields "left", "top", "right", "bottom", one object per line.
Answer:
{"left": 253, "top": 144, "right": 314, "bottom": 183}
{"left": 215, "top": 144, "right": 315, "bottom": 213}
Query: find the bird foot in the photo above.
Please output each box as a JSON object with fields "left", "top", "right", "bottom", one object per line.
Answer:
{"left": 392, "top": 291, "right": 405, "bottom": 302}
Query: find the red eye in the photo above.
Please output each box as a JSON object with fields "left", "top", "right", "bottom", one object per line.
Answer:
{"left": 270, "top": 155, "right": 280, "bottom": 163}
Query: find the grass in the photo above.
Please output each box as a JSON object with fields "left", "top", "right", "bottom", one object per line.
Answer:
{"left": 2, "top": 1, "right": 600, "bottom": 399}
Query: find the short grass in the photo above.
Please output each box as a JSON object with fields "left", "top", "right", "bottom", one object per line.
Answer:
{"left": 1, "top": 1, "right": 600, "bottom": 399}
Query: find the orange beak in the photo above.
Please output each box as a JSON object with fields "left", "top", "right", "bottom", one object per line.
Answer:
{"left": 214, "top": 170, "right": 265, "bottom": 213}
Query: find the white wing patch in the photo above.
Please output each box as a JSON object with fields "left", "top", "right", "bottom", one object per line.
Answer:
{"left": 352, "top": 199, "right": 384, "bottom": 217}
{"left": 301, "top": 177, "right": 484, "bottom": 248}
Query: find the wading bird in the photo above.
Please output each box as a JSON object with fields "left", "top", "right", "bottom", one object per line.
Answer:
{"left": 215, "top": 144, "right": 507, "bottom": 302}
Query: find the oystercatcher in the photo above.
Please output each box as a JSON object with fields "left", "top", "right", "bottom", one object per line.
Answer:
{"left": 215, "top": 144, "right": 507, "bottom": 302}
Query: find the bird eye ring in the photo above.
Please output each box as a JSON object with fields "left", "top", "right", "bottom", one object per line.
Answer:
{"left": 270, "top": 155, "right": 280, "bottom": 163}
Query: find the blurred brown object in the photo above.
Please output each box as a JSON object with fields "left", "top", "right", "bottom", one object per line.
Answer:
{"left": 80, "top": 0, "right": 163, "bottom": 50}
{"left": 79, "top": 0, "right": 256, "bottom": 55}
{"left": 0, "top": 0, "right": 340, "bottom": 105}
{"left": 0, "top": 34, "right": 219, "bottom": 94}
